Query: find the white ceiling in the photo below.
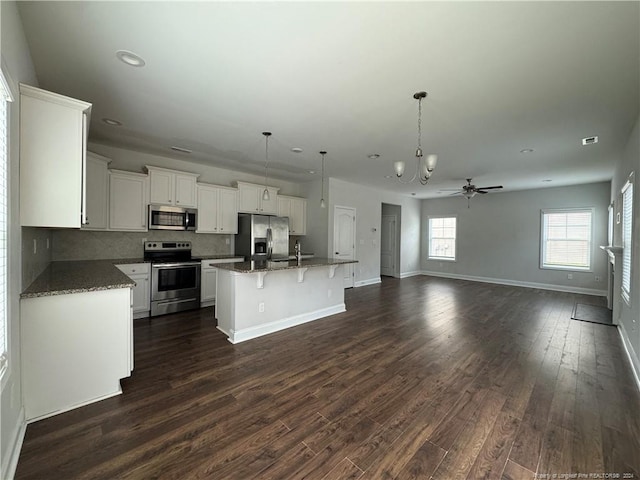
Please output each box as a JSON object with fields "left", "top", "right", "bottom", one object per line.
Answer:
{"left": 17, "top": 1, "right": 640, "bottom": 199}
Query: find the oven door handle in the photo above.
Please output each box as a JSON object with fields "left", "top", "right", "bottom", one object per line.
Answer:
{"left": 152, "top": 262, "right": 201, "bottom": 269}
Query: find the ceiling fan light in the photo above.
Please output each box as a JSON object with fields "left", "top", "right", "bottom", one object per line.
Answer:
{"left": 426, "top": 154, "right": 438, "bottom": 171}
{"left": 394, "top": 161, "right": 406, "bottom": 177}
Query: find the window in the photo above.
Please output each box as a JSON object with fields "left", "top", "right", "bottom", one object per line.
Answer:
{"left": 0, "top": 70, "right": 10, "bottom": 378}
{"left": 621, "top": 176, "right": 633, "bottom": 304}
{"left": 540, "top": 208, "right": 593, "bottom": 271}
{"left": 428, "top": 216, "right": 456, "bottom": 260}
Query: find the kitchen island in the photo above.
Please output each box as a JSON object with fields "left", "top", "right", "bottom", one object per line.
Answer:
{"left": 214, "top": 258, "right": 357, "bottom": 343}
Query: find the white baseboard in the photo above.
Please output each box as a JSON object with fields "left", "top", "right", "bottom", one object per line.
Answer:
{"left": 3, "top": 407, "right": 26, "bottom": 480}
{"left": 400, "top": 271, "right": 423, "bottom": 279}
{"left": 618, "top": 322, "right": 640, "bottom": 392}
{"left": 355, "top": 277, "right": 381, "bottom": 287}
{"left": 421, "top": 271, "right": 607, "bottom": 297}
{"left": 227, "top": 304, "right": 346, "bottom": 344}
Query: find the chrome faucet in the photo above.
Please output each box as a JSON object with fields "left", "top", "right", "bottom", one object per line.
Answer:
{"left": 294, "top": 240, "right": 302, "bottom": 263}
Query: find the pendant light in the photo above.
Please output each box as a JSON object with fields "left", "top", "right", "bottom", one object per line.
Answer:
{"left": 394, "top": 91, "right": 438, "bottom": 185}
{"left": 262, "top": 132, "right": 271, "bottom": 201}
{"left": 319, "top": 150, "right": 327, "bottom": 208}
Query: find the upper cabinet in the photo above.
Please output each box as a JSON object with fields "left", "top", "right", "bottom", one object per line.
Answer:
{"left": 277, "top": 195, "right": 307, "bottom": 235}
{"left": 109, "top": 170, "right": 149, "bottom": 231}
{"left": 147, "top": 166, "right": 198, "bottom": 208}
{"left": 196, "top": 184, "right": 238, "bottom": 234}
{"left": 19, "top": 84, "right": 92, "bottom": 228}
{"left": 235, "top": 181, "right": 279, "bottom": 215}
{"left": 82, "top": 152, "right": 111, "bottom": 230}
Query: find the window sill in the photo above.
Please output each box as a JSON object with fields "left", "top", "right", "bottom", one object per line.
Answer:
{"left": 428, "top": 257, "right": 456, "bottom": 262}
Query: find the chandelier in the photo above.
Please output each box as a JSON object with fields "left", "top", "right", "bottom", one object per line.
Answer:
{"left": 394, "top": 91, "right": 438, "bottom": 185}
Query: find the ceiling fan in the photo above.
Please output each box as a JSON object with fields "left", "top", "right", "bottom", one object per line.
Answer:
{"left": 442, "top": 178, "right": 503, "bottom": 207}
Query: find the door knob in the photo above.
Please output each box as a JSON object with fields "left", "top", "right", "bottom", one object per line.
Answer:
{"left": 335, "top": 252, "right": 339, "bottom": 255}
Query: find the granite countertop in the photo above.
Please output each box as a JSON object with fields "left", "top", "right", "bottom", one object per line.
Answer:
{"left": 215, "top": 257, "right": 358, "bottom": 273}
{"left": 21, "top": 261, "right": 135, "bottom": 299}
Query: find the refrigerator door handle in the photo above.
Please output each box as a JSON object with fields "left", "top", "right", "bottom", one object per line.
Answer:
{"left": 267, "top": 228, "right": 273, "bottom": 259}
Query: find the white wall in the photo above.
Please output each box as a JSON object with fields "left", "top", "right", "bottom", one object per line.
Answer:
{"left": 612, "top": 114, "right": 640, "bottom": 382}
{"left": 421, "top": 182, "right": 610, "bottom": 295}
{"left": 1, "top": 1, "right": 39, "bottom": 478}
{"left": 326, "top": 177, "right": 422, "bottom": 286}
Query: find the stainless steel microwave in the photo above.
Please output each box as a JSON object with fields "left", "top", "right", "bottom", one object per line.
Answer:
{"left": 148, "top": 205, "right": 197, "bottom": 231}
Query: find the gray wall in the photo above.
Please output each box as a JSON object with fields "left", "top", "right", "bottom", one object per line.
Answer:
{"left": 1, "top": 1, "right": 40, "bottom": 476}
{"left": 421, "top": 182, "right": 611, "bottom": 293}
{"left": 327, "top": 178, "right": 422, "bottom": 285}
{"left": 612, "top": 114, "right": 640, "bottom": 377}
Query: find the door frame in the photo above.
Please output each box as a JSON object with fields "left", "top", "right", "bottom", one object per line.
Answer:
{"left": 380, "top": 213, "right": 398, "bottom": 278}
{"left": 333, "top": 205, "right": 356, "bottom": 288}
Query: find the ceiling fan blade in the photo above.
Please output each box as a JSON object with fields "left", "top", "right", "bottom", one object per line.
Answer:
{"left": 448, "top": 191, "right": 462, "bottom": 196}
{"left": 476, "top": 190, "right": 488, "bottom": 194}
{"left": 475, "top": 185, "right": 503, "bottom": 190}
{"left": 438, "top": 188, "right": 462, "bottom": 191}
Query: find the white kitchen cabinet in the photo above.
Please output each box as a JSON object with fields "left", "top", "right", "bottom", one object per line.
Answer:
{"left": 235, "top": 181, "right": 279, "bottom": 215}
{"left": 147, "top": 166, "right": 198, "bottom": 207}
{"left": 21, "top": 288, "right": 131, "bottom": 421}
{"left": 109, "top": 170, "right": 149, "bottom": 231}
{"left": 196, "top": 184, "right": 238, "bottom": 234}
{"left": 19, "top": 84, "right": 92, "bottom": 228}
{"left": 82, "top": 152, "right": 110, "bottom": 230}
{"left": 277, "top": 195, "right": 307, "bottom": 235}
{"left": 116, "top": 263, "right": 151, "bottom": 319}
{"left": 201, "top": 258, "right": 243, "bottom": 307}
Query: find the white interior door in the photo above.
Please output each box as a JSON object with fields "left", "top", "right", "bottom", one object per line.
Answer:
{"left": 333, "top": 206, "right": 356, "bottom": 288}
{"left": 380, "top": 214, "right": 396, "bottom": 277}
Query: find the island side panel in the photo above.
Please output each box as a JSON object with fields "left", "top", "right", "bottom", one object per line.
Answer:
{"left": 216, "top": 268, "right": 235, "bottom": 337}
{"left": 219, "top": 265, "right": 346, "bottom": 343}
{"left": 21, "top": 288, "right": 131, "bottom": 422}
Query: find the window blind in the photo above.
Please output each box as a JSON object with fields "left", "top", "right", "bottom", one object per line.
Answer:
{"left": 429, "top": 217, "right": 456, "bottom": 260}
{"left": 622, "top": 181, "right": 633, "bottom": 304}
{"left": 541, "top": 209, "right": 592, "bottom": 270}
{"left": 0, "top": 84, "right": 7, "bottom": 374}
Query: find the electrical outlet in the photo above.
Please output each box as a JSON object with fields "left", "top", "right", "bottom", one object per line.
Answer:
{"left": 595, "top": 275, "right": 601, "bottom": 282}
{"left": 33, "top": 239, "right": 37, "bottom": 255}
{"left": 258, "top": 302, "right": 265, "bottom": 313}
{"left": 226, "top": 238, "right": 230, "bottom": 245}
{"left": 567, "top": 273, "right": 573, "bottom": 280}
{"left": 46, "top": 238, "right": 50, "bottom": 249}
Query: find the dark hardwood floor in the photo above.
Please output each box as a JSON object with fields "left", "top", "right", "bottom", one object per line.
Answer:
{"left": 15, "top": 276, "right": 640, "bottom": 479}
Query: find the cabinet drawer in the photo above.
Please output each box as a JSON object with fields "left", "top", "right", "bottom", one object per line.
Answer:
{"left": 115, "top": 263, "right": 151, "bottom": 276}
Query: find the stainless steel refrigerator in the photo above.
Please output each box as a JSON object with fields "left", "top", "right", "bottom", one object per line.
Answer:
{"left": 235, "top": 214, "right": 290, "bottom": 261}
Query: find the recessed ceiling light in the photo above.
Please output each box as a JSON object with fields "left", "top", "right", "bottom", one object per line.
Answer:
{"left": 520, "top": 148, "right": 534, "bottom": 154}
{"left": 308, "top": 170, "right": 316, "bottom": 174}
{"left": 116, "top": 50, "right": 146, "bottom": 67}
{"left": 291, "top": 147, "right": 303, "bottom": 153}
{"left": 582, "top": 136, "right": 598, "bottom": 146}
{"left": 102, "top": 118, "right": 122, "bottom": 126}
{"left": 368, "top": 154, "right": 381, "bottom": 159}
{"left": 411, "top": 193, "right": 416, "bottom": 196}
{"left": 170, "top": 146, "right": 192, "bottom": 154}
{"left": 542, "top": 179, "right": 553, "bottom": 182}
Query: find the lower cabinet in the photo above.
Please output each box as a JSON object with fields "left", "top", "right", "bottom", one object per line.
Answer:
{"left": 201, "top": 258, "right": 243, "bottom": 307}
{"left": 21, "top": 288, "right": 132, "bottom": 421}
{"left": 115, "top": 263, "right": 151, "bottom": 319}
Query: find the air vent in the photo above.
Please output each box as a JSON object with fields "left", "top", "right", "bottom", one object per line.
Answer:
{"left": 582, "top": 136, "right": 598, "bottom": 146}
{"left": 170, "top": 146, "right": 192, "bottom": 154}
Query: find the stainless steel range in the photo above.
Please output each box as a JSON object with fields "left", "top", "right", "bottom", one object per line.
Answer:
{"left": 144, "top": 241, "right": 201, "bottom": 317}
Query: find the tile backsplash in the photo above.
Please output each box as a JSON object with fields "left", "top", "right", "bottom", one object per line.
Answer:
{"left": 52, "top": 230, "right": 233, "bottom": 261}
